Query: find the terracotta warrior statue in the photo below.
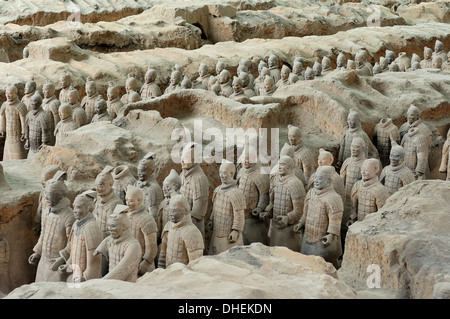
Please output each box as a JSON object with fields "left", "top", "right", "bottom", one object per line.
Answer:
{"left": 229, "top": 76, "right": 250, "bottom": 103}
{"left": 337, "top": 108, "right": 379, "bottom": 169}
{"left": 432, "top": 56, "right": 443, "bottom": 69}
{"left": 208, "top": 160, "right": 245, "bottom": 255}
{"left": 34, "top": 165, "right": 60, "bottom": 234}
{"left": 125, "top": 185, "right": 158, "bottom": 275}
{"left": 106, "top": 81, "right": 124, "bottom": 119}
{"left": 276, "top": 65, "right": 291, "bottom": 89}
{"left": 294, "top": 166, "right": 344, "bottom": 269}
{"left": 54, "top": 103, "right": 79, "bottom": 146}
{"left": 312, "top": 61, "right": 323, "bottom": 78}
{"left": 260, "top": 155, "right": 305, "bottom": 252}
{"left": 24, "top": 92, "right": 52, "bottom": 159}
{"left": 306, "top": 148, "right": 345, "bottom": 205}
{"left": 180, "top": 143, "right": 209, "bottom": 241}
{"left": 433, "top": 40, "right": 447, "bottom": 64}
{"left": 373, "top": 117, "right": 400, "bottom": 167}
{"left": 164, "top": 70, "right": 182, "bottom": 95}
{"left": 28, "top": 171, "right": 75, "bottom": 282}
{"left": 380, "top": 141, "right": 415, "bottom": 196}
{"left": 158, "top": 169, "right": 182, "bottom": 241}
{"left": 336, "top": 52, "right": 347, "bottom": 70}
{"left": 239, "top": 72, "right": 256, "bottom": 98}
{"left": 215, "top": 60, "right": 225, "bottom": 77}
{"left": 239, "top": 58, "right": 255, "bottom": 86}
{"left": 385, "top": 50, "right": 396, "bottom": 65}
{"left": 439, "top": 129, "right": 450, "bottom": 181}
{"left": 68, "top": 87, "right": 88, "bottom": 127}
{"left": 42, "top": 80, "right": 61, "bottom": 143}
{"left": 80, "top": 77, "right": 99, "bottom": 122}
{"left": 401, "top": 126, "right": 429, "bottom": 180}
{"left": 196, "top": 63, "right": 211, "bottom": 89}
{"left": 346, "top": 60, "right": 356, "bottom": 71}
{"left": 134, "top": 151, "right": 164, "bottom": 220}
{"left": 268, "top": 54, "right": 281, "bottom": 84}
{"left": 218, "top": 70, "right": 233, "bottom": 98}
{"left": 121, "top": 74, "right": 140, "bottom": 104}
{"left": 236, "top": 146, "right": 270, "bottom": 245}
{"left": 158, "top": 194, "right": 204, "bottom": 268}
{"left": 59, "top": 72, "right": 72, "bottom": 104}
{"left": 420, "top": 47, "right": 433, "bottom": 69}
{"left": 261, "top": 75, "right": 276, "bottom": 96}
{"left": 355, "top": 51, "right": 372, "bottom": 76}
{"left": 91, "top": 97, "right": 112, "bottom": 123}
{"left": 394, "top": 52, "right": 411, "bottom": 72}
{"left": 112, "top": 165, "right": 137, "bottom": 204}
{"left": 321, "top": 56, "right": 332, "bottom": 76}
{"left": 57, "top": 190, "right": 103, "bottom": 283}
{"left": 270, "top": 143, "right": 307, "bottom": 187}
{"left": 21, "top": 77, "right": 37, "bottom": 112}
{"left": 0, "top": 84, "right": 28, "bottom": 160}
{"left": 348, "top": 159, "right": 389, "bottom": 225}
{"left": 287, "top": 124, "right": 315, "bottom": 182}
{"left": 93, "top": 205, "right": 142, "bottom": 282}
{"left": 140, "top": 68, "right": 162, "bottom": 99}
{"left": 289, "top": 61, "right": 304, "bottom": 84}
{"left": 254, "top": 67, "right": 271, "bottom": 96}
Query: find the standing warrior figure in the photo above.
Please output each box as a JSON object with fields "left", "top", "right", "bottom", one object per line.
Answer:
{"left": 348, "top": 159, "right": 389, "bottom": 225}
{"left": 24, "top": 92, "right": 52, "bottom": 159}
{"left": 401, "top": 127, "right": 429, "bottom": 180}
{"left": 432, "top": 40, "right": 447, "bottom": 64}
{"left": 180, "top": 143, "right": 209, "bottom": 241}
{"left": 287, "top": 124, "right": 315, "bottom": 182}
{"left": 336, "top": 53, "right": 347, "bottom": 71}
{"left": 21, "top": 77, "right": 37, "bottom": 112}
{"left": 94, "top": 205, "right": 142, "bottom": 282}
{"left": 81, "top": 77, "right": 99, "bottom": 123}
{"left": 399, "top": 104, "right": 433, "bottom": 144}
{"left": 237, "top": 147, "right": 270, "bottom": 245}
{"left": 112, "top": 165, "right": 137, "bottom": 204}
{"left": 380, "top": 141, "right": 415, "bottom": 196}
{"left": 91, "top": 97, "right": 112, "bottom": 123}
{"left": 294, "top": 166, "right": 344, "bottom": 269}
{"left": 158, "top": 194, "right": 204, "bottom": 268}
{"left": 420, "top": 47, "right": 433, "bottom": 69}
{"left": 268, "top": 54, "right": 281, "bottom": 84}
{"left": 260, "top": 156, "right": 305, "bottom": 252}
{"left": 125, "top": 185, "right": 158, "bottom": 275}
{"left": 208, "top": 160, "right": 245, "bottom": 255}
{"left": 373, "top": 117, "right": 400, "bottom": 167}
{"left": 196, "top": 63, "right": 211, "bottom": 90}
{"left": 218, "top": 70, "right": 233, "bottom": 98}
{"left": 270, "top": 143, "right": 307, "bottom": 187}
{"left": 59, "top": 72, "right": 72, "bottom": 104}
{"left": 34, "top": 165, "right": 60, "bottom": 234}
{"left": 54, "top": 103, "right": 79, "bottom": 146}
{"left": 337, "top": 108, "right": 378, "bottom": 168}
{"left": 42, "top": 80, "right": 61, "bottom": 143}
{"left": 158, "top": 169, "right": 182, "bottom": 241}
{"left": 276, "top": 65, "right": 291, "bottom": 89}
{"left": 0, "top": 84, "right": 28, "bottom": 160}
{"left": 67, "top": 87, "right": 88, "bottom": 127}
{"left": 28, "top": 171, "right": 75, "bottom": 282}
{"left": 57, "top": 190, "right": 103, "bottom": 282}
{"left": 164, "top": 70, "right": 182, "bottom": 95}
{"left": 140, "top": 68, "right": 162, "bottom": 99}
{"left": 121, "top": 74, "right": 140, "bottom": 104}
{"left": 106, "top": 82, "right": 124, "bottom": 119}
{"left": 135, "top": 151, "right": 164, "bottom": 220}
{"left": 439, "top": 129, "right": 450, "bottom": 181}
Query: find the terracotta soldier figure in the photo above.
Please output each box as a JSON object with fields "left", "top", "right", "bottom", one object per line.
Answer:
{"left": 164, "top": 70, "right": 182, "bottom": 95}
{"left": 24, "top": 92, "right": 52, "bottom": 159}
{"left": 180, "top": 76, "right": 192, "bottom": 90}
{"left": 68, "top": 87, "right": 88, "bottom": 127}
{"left": 439, "top": 129, "right": 450, "bottom": 181}
{"left": 215, "top": 60, "right": 225, "bottom": 77}
{"left": 346, "top": 60, "right": 356, "bottom": 71}
{"left": 432, "top": 56, "right": 443, "bottom": 69}
{"left": 321, "top": 56, "right": 332, "bottom": 76}
{"left": 260, "top": 156, "right": 305, "bottom": 252}
{"left": 254, "top": 67, "right": 271, "bottom": 96}
{"left": 80, "top": 77, "right": 99, "bottom": 123}
{"left": 42, "top": 80, "right": 61, "bottom": 143}
{"left": 180, "top": 143, "right": 209, "bottom": 241}
{"left": 270, "top": 143, "right": 307, "bottom": 187}
{"left": 54, "top": 103, "right": 79, "bottom": 146}
{"left": 420, "top": 47, "right": 433, "bottom": 69}
{"left": 91, "top": 97, "right": 112, "bottom": 123}
{"left": 93, "top": 205, "right": 142, "bottom": 282}
{"left": 385, "top": 50, "right": 396, "bottom": 65}
{"left": 287, "top": 124, "right": 315, "bottom": 182}
{"left": 289, "top": 61, "right": 304, "bottom": 84}
{"left": 294, "top": 166, "right": 344, "bottom": 269}
{"left": 219, "top": 70, "right": 233, "bottom": 98}
{"left": 236, "top": 147, "right": 270, "bottom": 245}
{"left": 135, "top": 151, "right": 164, "bottom": 220}
{"left": 336, "top": 52, "right": 347, "bottom": 70}
{"left": 112, "top": 165, "right": 137, "bottom": 204}
{"left": 433, "top": 40, "right": 447, "bottom": 63}
{"left": 261, "top": 75, "right": 276, "bottom": 96}
{"left": 389, "top": 62, "right": 400, "bottom": 72}
{"left": 196, "top": 63, "right": 211, "bottom": 89}
{"left": 306, "top": 149, "right": 345, "bottom": 205}
{"left": 158, "top": 169, "right": 182, "bottom": 241}
{"left": 106, "top": 81, "right": 124, "bottom": 119}
{"left": 158, "top": 194, "right": 204, "bottom": 268}
{"left": 57, "top": 190, "right": 103, "bottom": 282}
{"left": 239, "top": 72, "right": 256, "bottom": 98}
{"left": 121, "top": 74, "right": 140, "bottom": 104}
{"left": 401, "top": 127, "right": 429, "bottom": 180}
{"left": 140, "top": 68, "right": 162, "bottom": 99}
{"left": 125, "top": 185, "right": 158, "bottom": 275}
{"left": 229, "top": 77, "right": 250, "bottom": 103}
{"left": 373, "top": 117, "right": 400, "bottom": 167}
{"left": 380, "top": 141, "right": 415, "bottom": 196}
{"left": 313, "top": 61, "right": 323, "bottom": 78}
{"left": 59, "top": 72, "right": 72, "bottom": 104}
{"left": 337, "top": 108, "right": 379, "bottom": 168}
{"left": 21, "top": 77, "right": 37, "bottom": 112}
{"left": 355, "top": 51, "right": 372, "bottom": 76}
{"left": 276, "top": 65, "right": 291, "bottom": 89}
{"left": 394, "top": 52, "right": 411, "bottom": 72}
{"left": 34, "top": 165, "right": 60, "bottom": 234}
{"left": 28, "top": 171, "right": 75, "bottom": 282}
{"left": 239, "top": 58, "right": 255, "bottom": 86}
{"left": 348, "top": 159, "right": 389, "bottom": 225}
{"left": 208, "top": 160, "right": 245, "bottom": 255}
{"left": 0, "top": 84, "right": 28, "bottom": 160}
{"left": 268, "top": 54, "right": 281, "bottom": 84}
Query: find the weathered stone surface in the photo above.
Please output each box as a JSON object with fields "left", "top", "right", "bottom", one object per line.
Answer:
{"left": 339, "top": 180, "right": 450, "bottom": 299}
{"left": 27, "top": 37, "right": 89, "bottom": 63}
{"left": 397, "top": 1, "right": 450, "bottom": 24}
{"left": 5, "top": 243, "right": 357, "bottom": 299}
